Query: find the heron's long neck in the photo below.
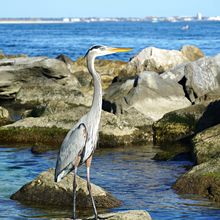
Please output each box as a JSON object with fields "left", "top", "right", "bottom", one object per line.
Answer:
{"left": 87, "top": 55, "right": 102, "bottom": 117}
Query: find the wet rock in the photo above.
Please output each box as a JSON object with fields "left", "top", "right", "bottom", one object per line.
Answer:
{"left": 153, "top": 104, "right": 206, "bottom": 144}
{"left": 126, "top": 45, "right": 203, "bottom": 74}
{"left": 11, "top": 168, "right": 121, "bottom": 208}
{"left": 193, "top": 124, "right": 220, "bottom": 164}
{"left": 161, "top": 54, "right": 220, "bottom": 103}
{"left": 153, "top": 143, "right": 191, "bottom": 161}
{"left": 173, "top": 158, "right": 220, "bottom": 203}
{"left": 153, "top": 98, "right": 220, "bottom": 144}
{"left": 180, "top": 45, "right": 204, "bottom": 62}
{"left": 125, "top": 71, "right": 191, "bottom": 121}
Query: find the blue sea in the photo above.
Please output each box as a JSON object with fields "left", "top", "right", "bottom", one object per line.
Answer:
{"left": 0, "top": 21, "right": 220, "bottom": 220}
{"left": 0, "top": 21, "right": 220, "bottom": 61}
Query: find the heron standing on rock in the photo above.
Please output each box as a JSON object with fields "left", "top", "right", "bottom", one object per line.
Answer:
{"left": 54, "top": 45, "right": 132, "bottom": 220}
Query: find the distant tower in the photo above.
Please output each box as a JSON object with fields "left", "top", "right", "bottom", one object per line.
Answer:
{"left": 197, "top": 12, "right": 202, "bottom": 20}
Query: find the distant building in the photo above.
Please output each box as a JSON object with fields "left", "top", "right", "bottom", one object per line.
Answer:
{"left": 197, "top": 12, "right": 202, "bottom": 20}
{"left": 63, "top": 18, "right": 70, "bottom": 22}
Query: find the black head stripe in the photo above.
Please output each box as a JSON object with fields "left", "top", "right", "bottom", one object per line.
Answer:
{"left": 84, "top": 45, "right": 103, "bottom": 57}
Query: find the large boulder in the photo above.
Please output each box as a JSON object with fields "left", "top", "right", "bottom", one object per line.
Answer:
{"left": 161, "top": 54, "right": 220, "bottom": 103}
{"left": 11, "top": 168, "right": 121, "bottom": 208}
{"left": 173, "top": 158, "right": 220, "bottom": 203}
{"left": 124, "top": 71, "right": 191, "bottom": 121}
{"left": 153, "top": 98, "right": 220, "bottom": 144}
{"left": 104, "top": 71, "right": 191, "bottom": 121}
{"left": 180, "top": 45, "right": 204, "bottom": 62}
{"left": 126, "top": 45, "right": 204, "bottom": 75}
{"left": 0, "top": 56, "right": 79, "bottom": 102}
{"left": 193, "top": 124, "right": 220, "bottom": 164}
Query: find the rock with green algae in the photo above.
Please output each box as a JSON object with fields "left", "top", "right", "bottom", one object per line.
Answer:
{"left": 193, "top": 124, "right": 220, "bottom": 164}
{"left": 153, "top": 143, "right": 191, "bottom": 161}
{"left": 11, "top": 168, "right": 121, "bottom": 209}
{"left": 173, "top": 158, "right": 220, "bottom": 203}
{"left": 153, "top": 102, "right": 213, "bottom": 144}
{"left": 0, "top": 107, "right": 153, "bottom": 153}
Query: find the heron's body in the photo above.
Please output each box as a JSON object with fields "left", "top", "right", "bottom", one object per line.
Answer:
{"left": 54, "top": 45, "right": 132, "bottom": 220}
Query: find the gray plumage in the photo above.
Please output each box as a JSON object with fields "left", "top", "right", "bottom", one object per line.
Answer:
{"left": 54, "top": 45, "right": 132, "bottom": 220}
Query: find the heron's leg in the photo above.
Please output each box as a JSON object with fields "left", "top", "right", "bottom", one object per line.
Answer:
{"left": 73, "top": 166, "right": 78, "bottom": 220}
{"left": 86, "top": 156, "right": 98, "bottom": 219}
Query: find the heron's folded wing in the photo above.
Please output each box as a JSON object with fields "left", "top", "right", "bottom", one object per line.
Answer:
{"left": 55, "top": 123, "right": 87, "bottom": 178}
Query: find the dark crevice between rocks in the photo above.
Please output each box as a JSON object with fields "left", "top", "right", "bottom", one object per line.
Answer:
{"left": 195, "top": 100, "right": 220, "bottom": 133}
{"left": 102, "top": 99, "right": 117, "bottom": 114}
{"left": 178, "top": 76, "right": 192, "bottom": 103}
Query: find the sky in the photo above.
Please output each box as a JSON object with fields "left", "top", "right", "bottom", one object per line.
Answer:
{"left": 0, "top": 0, "right": 219, "bottom": 18}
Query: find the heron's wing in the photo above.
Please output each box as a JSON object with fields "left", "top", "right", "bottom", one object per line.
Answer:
{"left": 55, "top": 123, "right": 87, "bottom": 181}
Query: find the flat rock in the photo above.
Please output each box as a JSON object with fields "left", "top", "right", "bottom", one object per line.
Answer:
{"left": 0, "top": 106, "right": 153, "bottom": 152}
{"left": 11, "top": 168, "right": 121, "bottom": 208}
{"left": 173, "top": 158, "right": 220, "bottom": 203}
{"left": 87, "top": 210, "right": 152, "bottom": 220}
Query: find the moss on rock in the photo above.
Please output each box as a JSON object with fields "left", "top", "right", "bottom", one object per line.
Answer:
{"left": 0, "top": 126, "right": 68, "bottom": 150}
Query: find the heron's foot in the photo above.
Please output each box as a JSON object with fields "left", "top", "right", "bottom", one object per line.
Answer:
{"left": 84, "top": 214, "right": 114, "bottom": 220}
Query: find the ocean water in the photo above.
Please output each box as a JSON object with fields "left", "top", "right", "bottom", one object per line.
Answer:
{"left": 0, "top": 21, "right": 220, "bottom": 62}
{"left": 0, "top": 21, "right": 220, "bottom": 220}
{"left": 1, "top": 146, "right": 220, "bottom": 220}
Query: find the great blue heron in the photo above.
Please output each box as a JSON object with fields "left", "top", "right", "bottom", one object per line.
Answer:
{"left": 54, "top": 45, "right": 132, "bottom": 220}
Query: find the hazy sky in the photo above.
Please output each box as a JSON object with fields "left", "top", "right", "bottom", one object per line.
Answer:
{"left": 0, "top": 0, "right": 219, "bottom": 18}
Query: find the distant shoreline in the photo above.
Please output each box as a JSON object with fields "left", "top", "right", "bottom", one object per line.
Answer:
{"left": 0, "top": 15, "right": 220, "bottom": 24}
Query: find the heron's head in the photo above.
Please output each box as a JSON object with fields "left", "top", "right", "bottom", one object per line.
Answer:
{"left": 85, "top": 45, "right": 132, "bottom": 58}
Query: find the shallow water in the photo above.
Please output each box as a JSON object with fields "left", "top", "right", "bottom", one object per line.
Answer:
{"left": 1, "top": 145, "right": 220, "bottom": 220}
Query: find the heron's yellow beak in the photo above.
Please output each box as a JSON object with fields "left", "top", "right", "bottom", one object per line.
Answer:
{"left": 108, "top": 47, "right": 133, "bottom": 53}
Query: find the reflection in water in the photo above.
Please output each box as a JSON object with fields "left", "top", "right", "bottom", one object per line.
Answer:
{"left": 0, "top": 145, "right": 220, "bottom": 220}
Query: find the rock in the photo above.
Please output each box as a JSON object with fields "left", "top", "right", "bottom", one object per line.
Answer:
{"left": 173, "top": 158, "right": 220, "bottom": 203}
{"left": 153, "top": 143, "right": 191, "bottom": 161}
{"left": 100, "top": 109, "right": 153, "bottom": 147}
{"left": 180, "top": 45, "right": 204, "bottom": 61}
{"left": 161, "top": 54, "right": 220, "bottom": 103}
{"left": 0, "top": 106, "right": 153, "bottom": 152}
{"left": 153, "top": 103, "right": 206, "bottom": 144}
{"left": 104, "top": 71, "right": 191, "bottom": 121}
{"left": 0, "top": 106, "right": 11, "bottom": 126}
{"left": 88, "top": 210, "right": 152, "bottom": 220}
{"left": 124, "top": 71, "right": 191, "bottom": 121}
{"left": 193, "top": 124, "right": 220, "bottom": 164}
{"left": 11, "top": 168, "right": 121, "bottom": 208}
{"left": 153, "top": 98, "right": 220, "bottom": 144}
{"left": 126, "top": 46, "right": 203, "bottom": 74}
{"left": 0, "top": 56, "right": 79, "bottom": 102}
{"left": 68, "top": 57, "right": 128, "bottom": 89}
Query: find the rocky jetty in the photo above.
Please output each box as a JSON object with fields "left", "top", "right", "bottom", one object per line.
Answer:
{"left": 11, "top": 168, "right": 121, "bottom": 208}
{"left": 0, "top": 45, "right": 220, "bottom": 206}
